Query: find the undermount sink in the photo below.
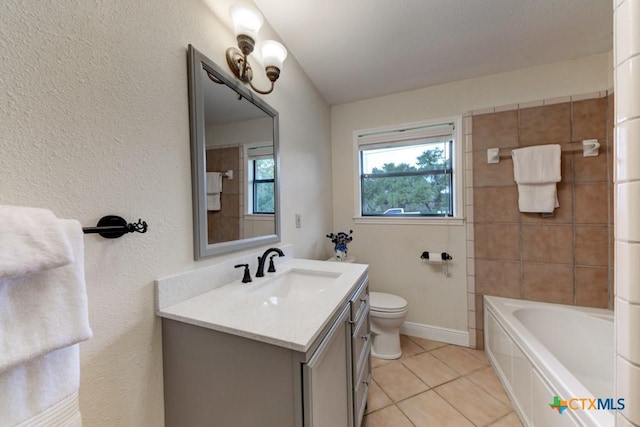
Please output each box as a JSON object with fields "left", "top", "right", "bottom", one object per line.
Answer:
{"left": 250, "top": 268, "right": 342, "bottom": 300}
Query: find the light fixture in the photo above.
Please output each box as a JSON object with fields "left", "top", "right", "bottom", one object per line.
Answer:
{"left": 226, "top": 3, "right": 287, "bottom": 95}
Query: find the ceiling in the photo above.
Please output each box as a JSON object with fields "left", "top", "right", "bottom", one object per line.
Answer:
{"left": 253, "top": 0, "right": 613, "bottom": 105}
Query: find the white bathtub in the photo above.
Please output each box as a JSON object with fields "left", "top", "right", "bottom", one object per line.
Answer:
{"left": 484, "top": 296, "right": 615, "bottom": 427}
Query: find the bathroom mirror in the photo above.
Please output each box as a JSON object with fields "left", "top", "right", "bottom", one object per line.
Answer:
{"left": 187, "top": 45, "right": 280, "bottom": 259}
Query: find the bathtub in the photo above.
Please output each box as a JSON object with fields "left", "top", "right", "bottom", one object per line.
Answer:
{"left": 484, "top": 296, "right": 615, "bottom": 427}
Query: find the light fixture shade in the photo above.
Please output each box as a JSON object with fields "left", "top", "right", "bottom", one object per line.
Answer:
{"left": 230, "top": 4, "right": 263, "bottom": 40}
{"left": 261, "top": 40, "right": 288, "bottom": 70}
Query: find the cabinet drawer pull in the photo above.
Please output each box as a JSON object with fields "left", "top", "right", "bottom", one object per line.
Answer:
{"left": 363, "top": 380, "right": 369, "bottom": 386}
{"left": 360, "top": 298, "right": 367, "bottom": 303}
{"left": 360, "top": 335, "right": 369, "bottom": 341}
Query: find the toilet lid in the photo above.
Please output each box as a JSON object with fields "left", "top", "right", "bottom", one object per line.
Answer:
{"left": 369, "top": 292, "right": 408, "bottom": 312}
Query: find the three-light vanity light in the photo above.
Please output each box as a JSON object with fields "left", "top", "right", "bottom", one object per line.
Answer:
{"left": 226, "top": 3, "right": 288, "bottom": 95}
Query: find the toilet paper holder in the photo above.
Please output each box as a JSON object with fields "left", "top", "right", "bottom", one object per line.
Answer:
{"left": 420, "top": 251, "right": 453, "bottom": 261}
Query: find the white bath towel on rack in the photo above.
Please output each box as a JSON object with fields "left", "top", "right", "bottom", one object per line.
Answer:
{"left": 512, "top": 144, "right": 561, "bottom": 213}
{"left": 0, "top": 206, "right": 74, "bottom": 279}
{"left": 206, "top": 172, "right": 223, "bottom": 211}
{"left": 0, "top": 217, "right": 93, "bottom": 374}
{"left": 0, "top": 346, "right": 81, "bottom": 426}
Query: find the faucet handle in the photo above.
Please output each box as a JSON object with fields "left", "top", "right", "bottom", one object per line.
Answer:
{"left": 234, "top": 264, "right": 252, "bottom": 283}
{"left": 268, "top": 255, "right": 278, "bottom": 273}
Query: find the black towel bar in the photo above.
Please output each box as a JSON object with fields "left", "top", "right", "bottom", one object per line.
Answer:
{"left": 82, "top": 215, "right": 148, "bottom": 239}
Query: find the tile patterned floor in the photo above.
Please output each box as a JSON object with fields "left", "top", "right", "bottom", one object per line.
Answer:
{"left": 363, "top": 335, "right": 523, "bottom": 427}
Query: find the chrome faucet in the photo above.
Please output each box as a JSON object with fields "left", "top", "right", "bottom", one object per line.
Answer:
{"left": 256, "top": 247, "right": 284, "bottom": 277}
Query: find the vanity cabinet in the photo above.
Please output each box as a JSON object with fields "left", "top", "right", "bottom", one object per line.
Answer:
{"left": 161, "top": 275, "right": 369, "bottom": 427}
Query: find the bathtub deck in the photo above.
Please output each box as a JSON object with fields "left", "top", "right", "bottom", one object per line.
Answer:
{"left": 362, "top": 335, "right": 522, "bottom": 427}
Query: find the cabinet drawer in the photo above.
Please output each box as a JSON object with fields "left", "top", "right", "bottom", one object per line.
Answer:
{"left": 351, "top": 308, "right": 370, "bottom": 374}
{"left": 350, "top": 280, "right": 369, "bottom": 321}
{"left": 353, "top": 357, "right": 371, "bottom": 427}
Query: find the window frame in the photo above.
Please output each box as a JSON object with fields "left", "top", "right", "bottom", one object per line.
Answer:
{"left": 352, "top": 116, "right": 464, "bottom": 225}
{"left": 244, "top": 142, "right": 276, "bottom": 217}
{"left": 251, "top": 158, "right": 275, "bottom": 215}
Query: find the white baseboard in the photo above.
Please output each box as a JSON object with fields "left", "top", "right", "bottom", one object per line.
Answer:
{"left": 400, "top": 321, "right": 470, "bottom": 347}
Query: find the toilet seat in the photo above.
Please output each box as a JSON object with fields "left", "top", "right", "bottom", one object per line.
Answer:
{"left": 370, "top": 292, "right": 408, "bottom": 313}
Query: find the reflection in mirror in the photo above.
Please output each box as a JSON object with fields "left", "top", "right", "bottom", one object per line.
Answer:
{"left": 188, "top": 45, "right": 280, "bottom": 259}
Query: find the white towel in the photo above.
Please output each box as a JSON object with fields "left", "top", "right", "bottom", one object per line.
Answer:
{"left": 0, "top": 346, "right": 81, "bottom": 426}
{"left": 0, "top": 218, "right": 93, "bottom": 374}
{"left": 206, "top": 172, "right": 223, "bottom": 211}
{"left": 0, "top": 206, "right": 74, "bottom": 279}
{"left": 512, "top": 145, "right": 561, "bottom": 213}
{"left": 206, "top": 172, "right": 222, "bottom": 194}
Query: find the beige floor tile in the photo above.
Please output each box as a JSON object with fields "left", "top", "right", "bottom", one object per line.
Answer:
{"left": 488, "top": 412, "right": 524, "bottom": 427}
{"left": 372, "top": 361, "right": 429, "bottom": 402}
{"left": 435, "top": 377, "right": 511, "bottom": 426}
{"left": 462, "top": 346, "right": 489, "bottom": 363}
{"left": 431, "top": 345, "right": 488, "bottom": 375}
{"left": 370, "top": 356, "right": 394, "bottom": 369}
{"left": 466, "top": 367, "right": 512, "bottom": 406}
{"left": 362, "top": 405, "right": 413, "bottom": 427}
{"left": 398, "top": 390, "right": 474, "bottom": 427}
{"left": 365, "top": 380, "right": 393, "bottom": 414}
{"left": 406, "top": 336, "right": 447, "bottom": 351}
{"left": 398, "top": 334, "right": 426, "bottom": 359}
{"left": 402, "top": 352, "right": 460, "bottom": 387}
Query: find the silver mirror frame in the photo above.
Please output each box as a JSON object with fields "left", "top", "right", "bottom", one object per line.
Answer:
{"left": 188, "top": 45, "right": 281, "bottom": 259}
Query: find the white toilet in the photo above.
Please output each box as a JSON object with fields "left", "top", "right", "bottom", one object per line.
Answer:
{"left": 369, "top": 292, "right": 409, "bottom": 359}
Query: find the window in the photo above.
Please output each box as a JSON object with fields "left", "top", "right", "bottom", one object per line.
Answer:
{"left": 355, "top": 117, "right": 463, "bottom": 221}
{"left": 246, "top": 144, "right": 275, "bottom": 215}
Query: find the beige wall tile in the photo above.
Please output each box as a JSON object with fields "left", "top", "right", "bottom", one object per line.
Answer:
{"left": 522, "top": 225, "right": 573, "bottom": 264}
{"left": 475, "top": 260, "right": 521, "bottom": 298}
{"left": 475, "top": 294, "right": 485, "bottom": 332}
{"left": 522, "top": 263, "right": 574, "bottom": 304}
{"left": 572, "top": 97, "right": 607, "bottom": 141}
{"left": 575, "top": 267, "right": 609, "bottom": 308}
{"left": 575, "top": 225, "right": 609, "bottom": 266}
{"left": 575, "top": 182, "right": 610, "bottom": 224}
{"left": 473, "top": 151, "right": 516, "bottom": 187}
{"left": 474, "top": 186, "right": 520, "bottom": 223}
{"left": 475, "top": 224, "right": 520, "bottom": 261}
{"left": 519, "top": 103, "right": 571, "bottom": 146}
{"left": 476, "top": 329, "right": 484, "bottom": 351}
{"left": 472, "top": 111, "right": 519, "bottom": 150}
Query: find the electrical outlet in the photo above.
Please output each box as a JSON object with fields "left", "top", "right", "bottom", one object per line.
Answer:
{"left": 295, "top": 213, "right": 301, "bottom": 228}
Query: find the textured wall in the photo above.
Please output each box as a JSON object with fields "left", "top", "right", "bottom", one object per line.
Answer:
{"left": 0, "top": 0, "right": 331, "bottom": 425}
{"left": 330, "top": 53, "right": 612, "bottom": 338}
{"left": 470, "top": 94, "right": 614, "bottom": 350}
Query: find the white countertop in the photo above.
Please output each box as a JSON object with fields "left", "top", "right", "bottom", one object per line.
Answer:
{"left": 157, "top": 258, "right": 368, "bottom": 353}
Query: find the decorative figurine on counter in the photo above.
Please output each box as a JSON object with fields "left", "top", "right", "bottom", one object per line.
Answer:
{"left": 326, "top": 229, "right": 353, "bottom": 261}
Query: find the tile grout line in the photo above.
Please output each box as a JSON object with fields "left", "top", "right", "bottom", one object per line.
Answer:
{"left": 368, "top": 339, "right": 519, "bottom": 426}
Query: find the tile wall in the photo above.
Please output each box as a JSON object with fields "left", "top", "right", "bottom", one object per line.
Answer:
{"left": 205, "top": 147, "right": 242, "bottom": 243}
{"left": 465, "top": 93, "right": 614, "bottom": 350}
{"left": 614, "top": 0, "right": 640, "bottom": 425}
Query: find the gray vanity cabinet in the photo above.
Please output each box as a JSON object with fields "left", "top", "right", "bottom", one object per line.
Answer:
{"left": 161, "top": 276, "right": 370, "bottom": 427}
